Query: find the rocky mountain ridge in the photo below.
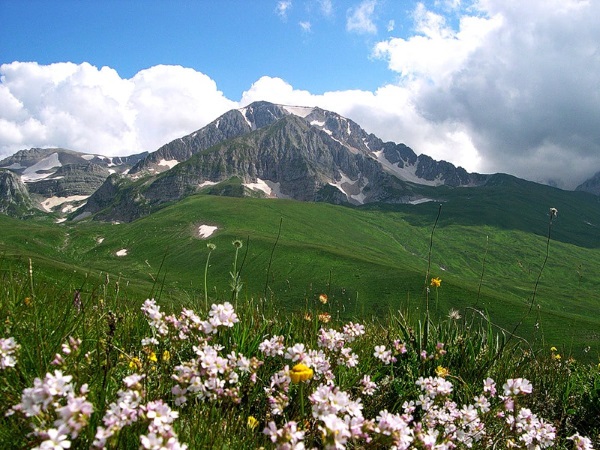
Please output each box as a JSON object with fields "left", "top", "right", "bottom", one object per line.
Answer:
{"left": 6, "top": 101, "right": 593, "bottom": 222}
{"left": 75, "top": 102, "right": 489, "bottom": 222}
{"left": 0, "top": 148, "right": 147, "bottom": 216}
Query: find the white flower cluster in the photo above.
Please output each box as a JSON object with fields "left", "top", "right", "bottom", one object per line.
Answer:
{"left": 0, "top": 336, "right": 20, "bottom": 369}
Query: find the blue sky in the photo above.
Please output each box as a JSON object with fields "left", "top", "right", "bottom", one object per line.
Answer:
{"left": 1, "top": 0, "right": 419, "bottom": 98}
{"left": 2, "top": 0, "right": 600, "bottom": 188}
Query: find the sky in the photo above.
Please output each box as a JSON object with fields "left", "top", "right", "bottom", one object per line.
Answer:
{"left": 1, "top": 0, "right": 599, "bottom": 189}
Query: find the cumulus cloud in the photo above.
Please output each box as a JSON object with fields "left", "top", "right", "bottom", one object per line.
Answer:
{"left": 346, "top": 0, "right": 378, "bottom": 34}
{"left": 374, "top": 0, "right": 600, "bottom": 188}
{"left": 0, "top": 62, "right": 236, "bottom": 158}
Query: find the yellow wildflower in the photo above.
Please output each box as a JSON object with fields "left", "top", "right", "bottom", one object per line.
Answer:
{"left": 435, "top": 366, "right": 450, "bottom": 378}
{"left": 129, "top": 357, "right": 142, "bottom": 370}
{"left": 162, "top": 350, "right": 171, "bottom": 362}
{"left": 552, "top": 353, "right": 561, "bottom": 361}
{"left": 430, "top": 277, "right": 442, "bottom": 288}
{"left": 289, "top": 363, "right": 314, "bottom": 383}
{"left": 304, "top": 313, "right": 312, "bottom": 321}
{"left": 318, "top": 293, "right": 328, "bottom": 304}
{"left": 550, "top": 346, "right": 557, "bottom": 352}
{"left": 148, "top": 351, "right": 158, "bottom": 363}
{"left": 24, "top": 297, "right": 32, "bottom": 306}
{"left": 247, "top": 416, "right": 259, "bottom": 431}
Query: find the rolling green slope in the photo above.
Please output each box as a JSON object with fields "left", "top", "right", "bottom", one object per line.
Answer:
{"left": 1, "top": 187, "right": 599, "bottom": 359}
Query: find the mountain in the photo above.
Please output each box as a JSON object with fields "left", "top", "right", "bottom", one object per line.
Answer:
{"left": 0, "top": 169, "right": 34, "bottom": 217}
{"left": 576, "top": 171, "right": 600, "bottom": 196}
{"left": 0, "top": 147, "right": 147, "bottom": 216}
{"left": 77, "top": 101, "right": 489, "bottom": 222}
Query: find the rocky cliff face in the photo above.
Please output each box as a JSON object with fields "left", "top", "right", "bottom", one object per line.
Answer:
{"left": 576, "top": 172, "right": 600, "bottom": 196}
{"left": 0, "top": 169, "right": 34, "bottom": 216}
{"left": 27, "top": 163, "right": 111, "bottom": 197}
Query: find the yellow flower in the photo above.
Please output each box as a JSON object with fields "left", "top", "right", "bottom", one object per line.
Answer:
{"left": 552, "top": 353, "right": 561, "bottom": 361}
{"left": 24, "top": 297, "right": 32, "bottom": 306}
{"left": 289, "top": 363, "right": 314, "bottom": 383}
{"left": 148, "top": 351, "right": 158, "bottom": 363}
{"left": 129, "top": 357, "right": 142, "bottom": 370}
{"left": 304, "top": 313, "right": 312, "bottom": 321}
{"left": 318, "top": 312, "right": 331, "bottom": 323}
{"left": 318, "top": 294, "right": 328, "bottom": 304}
{"left": 247, "top": 416, "right": 259, "bottom": 431}
{"left": 435, "top": 365, "right": 450, "bottom": 378}
{"left": 162, "top": 350, "right": 171, "bottom": 362}
{"left": 430, "top": 277, "right": 442, "bottom": 288}
{"left": 550, "top": 346, "right": 557, "bottom": 352}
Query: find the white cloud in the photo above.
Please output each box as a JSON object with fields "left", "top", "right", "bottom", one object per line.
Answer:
{"left": 318, "top": 0, "right": 333, "bottom": 17}
{"left": 346, "top": 0, "right": 378, "bottom": 34}
{"left": 0, "top": 62, "right": 236, "bottom": 158}
{"left": 276, "top": 0, "right": 292, "bottom": 19}
{"left": 299, "top": 21, "right": 312, "bottom": 32}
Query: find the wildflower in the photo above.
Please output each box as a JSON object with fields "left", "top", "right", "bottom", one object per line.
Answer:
{"left": 207, "top": 243, "right": 216, "bottom": 251}
{"left": 39, "top": 425, "right": 71, "bottom": 449}
{"left": 549, "top": 207, "right": 558, "bottom": 219}
{"left": 568, "top": 433, "right": 594, "bottom": 450}
{"left": 259, "top": 335, "right": 285, "bottom": 357}
{"left": 247, "top": 415, "right": 259, "bottom": 431}
{"left": 129, "top": 357, "right": 142, "bottom": 371}
{"left": 232, "top": 239, "right": 243, "bottom": 249}
{"left": 0, "top": 337, "right": 20, "bottom": 369}
{"left": 318, "top": 312, "right": 331, "bottom": 323}
{"left": 148, "top": 352, "right": 158, "bottom": 363}
{"left": 550, "top": 346, "right": 557, "bottom": 352}
{"left": 318, "top": 293, "right": 328, "bottom": 304}
{"left": 289, "top": 363, "right": 313, "bottom": 383}
{"left": 435, "top": 366, "right": 450, "bottom": 378}
{"left": 304, "top": 313, "right": 312, "bottom": 321}
{"left": 503, "top": 378, "right": 533, "bottom": 396}
{"left": 448, "top": 309, "right": 461, "bottom": 320}
{"left": 552, "top": 353, "right": 561, "bottom": 361}
{"left": 430, "top": 277, "right": 441, "bottom": 288}
{"left": 360, "top": 375, "right": 378, "bottom": 396}
{"left": 24, "top": 297, "right": 32, "bottom": 306}
{"left": 162, "top": 350, "right": 170, "bottom": 362}
{"left": 374, "top": 345, "right": 395, "bottom": 364}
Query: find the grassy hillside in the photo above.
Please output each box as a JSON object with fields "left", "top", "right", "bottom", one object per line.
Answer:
{"left": 0, "top": 186, "right": 599, "bottom": 360}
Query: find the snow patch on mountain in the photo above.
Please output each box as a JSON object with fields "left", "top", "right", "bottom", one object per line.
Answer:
{"left": 409, "top": 198, "right": 435, "bottom": 205}
{"left": 81, "top": 155, "right": 95, "bottom": 160}
{"left": 22, "top": 153, "right": 61, "bottom": 182}
{"left": 198, "top": 225, "right": 218, "bottom": 238}
{"left": 238, "top": 107, "right": 256, "bottom": 130}
{"left": 116, "top": 249, "right": 128, "bottom": 257}
{"left": 372, "top": 150, "right": 442, "bottom": 186}
{"left": 199, "top": 181, "right": 217, "bottom": 188}
{"left": 329, "top": 172, "right": 368, "bottom": 205}
{"left": 243, "top": 178, "right": 289, "bottom": 199}
{"left": 39, "top": 195, "right": 89, "bottom": 212}
{"left": 158, "top": 159, "right": 179, "bottom": 169}
{"left": 282, "top": 105, "right": 315, "bottom": 118}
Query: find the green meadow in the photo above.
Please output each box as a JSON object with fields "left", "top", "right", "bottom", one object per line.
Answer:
{"left": 1, "top": 183, "right": 600, "bottom": 448}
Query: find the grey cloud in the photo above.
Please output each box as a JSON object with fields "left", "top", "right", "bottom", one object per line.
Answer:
{"left": 415, "top": 0, "right": 600, "bottom": 188}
